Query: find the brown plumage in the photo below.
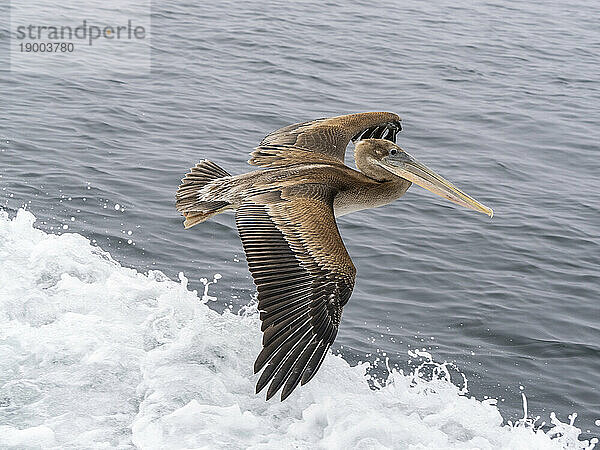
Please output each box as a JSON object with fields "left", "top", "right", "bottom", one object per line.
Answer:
{"left": 176, "top": 112, "right": 492, "bottom": 401}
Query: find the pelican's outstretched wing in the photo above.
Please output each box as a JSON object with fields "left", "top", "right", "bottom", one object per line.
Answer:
{"left": 236, "top": 184, "right": 356, "bottom": 400}
{"left": 249, "top": 112, "right": 401, "bottom": 167}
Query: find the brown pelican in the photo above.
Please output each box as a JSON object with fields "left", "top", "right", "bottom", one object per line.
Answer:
{"left": 176, "top": 112, "right": 492, "bottom": 401}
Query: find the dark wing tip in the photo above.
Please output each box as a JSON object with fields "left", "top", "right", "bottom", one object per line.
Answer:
{"left": 300, "top": 341, "right": 330, "bottom": 386}
{"left": 256, "top": 339, "right": 330, "bottom": 400}
{"left": 256, "top": 365, "right": 272, "bottom": 395}
{"left": 351, "top": 119, "right": 402, "bottom": 144}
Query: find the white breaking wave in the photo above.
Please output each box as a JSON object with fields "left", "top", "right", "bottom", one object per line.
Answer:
{"left": 0, "top": 209, "right": 596, "bottom": 450}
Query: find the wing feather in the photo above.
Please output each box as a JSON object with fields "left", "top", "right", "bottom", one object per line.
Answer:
{"left": 235, "top": 185, "right": 356, "bottom": 400}
{"left": 249, "top": 112, "right": 401, "bottom": 167}
{"left": 281, "top": 339, "right": 320, "bottom": 400}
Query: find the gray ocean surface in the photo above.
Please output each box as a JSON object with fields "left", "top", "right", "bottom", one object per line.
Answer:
{"left": 2, "top": 0, "right": 599, "bottom": 440}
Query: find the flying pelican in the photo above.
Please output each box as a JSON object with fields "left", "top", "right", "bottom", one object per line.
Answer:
{"left": 176, "top": 112, "right": 493, "bottom": 401}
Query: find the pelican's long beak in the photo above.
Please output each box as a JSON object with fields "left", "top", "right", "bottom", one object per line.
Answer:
{"left": 381, "top": 151, "right": 493, "bottom": 217}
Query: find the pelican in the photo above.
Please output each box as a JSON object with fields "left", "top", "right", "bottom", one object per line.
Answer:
{"left": 176, "top": 112, "right": 493, "bottom": 401}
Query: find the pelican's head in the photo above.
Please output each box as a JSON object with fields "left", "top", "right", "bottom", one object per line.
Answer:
{"left": 355, "top": 139, "right": 493, "bottom": 217}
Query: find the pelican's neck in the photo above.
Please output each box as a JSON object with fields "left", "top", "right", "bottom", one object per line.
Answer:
{"left": 333, "top": 175, "right": 411, "bottom": 217}
{"left": 366, "top": 178, "right": 411, "bottom": 206}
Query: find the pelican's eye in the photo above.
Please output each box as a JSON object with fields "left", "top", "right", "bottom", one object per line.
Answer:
{"left": 390, "top": 148, "right": 398, "bottom": 156}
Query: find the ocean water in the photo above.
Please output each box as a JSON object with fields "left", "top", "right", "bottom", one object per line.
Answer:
{"left": 1, "top": 0, "right": 599, "bottom": 448}
{"left": 0, "top": 209, "right": 596, "bottom": 449}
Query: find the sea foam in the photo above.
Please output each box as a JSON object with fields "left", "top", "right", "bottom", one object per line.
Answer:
{"left": 0, "top": 209, "right": 596, "bottom": 449}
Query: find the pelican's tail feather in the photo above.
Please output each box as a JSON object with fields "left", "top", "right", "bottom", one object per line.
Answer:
{"left": 176, "top": 160, "right": 231, "bottom": 228}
